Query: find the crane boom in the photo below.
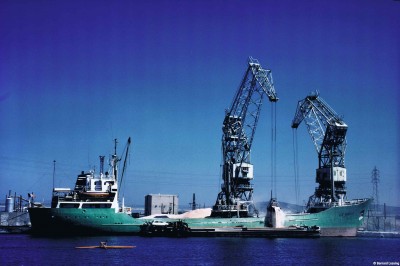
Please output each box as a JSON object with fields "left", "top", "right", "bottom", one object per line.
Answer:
{"left": 211, "top": 57, "right": 278, "bottom": 218}
{"left": 291, "top": 91, "right": 348, "bottom": 209}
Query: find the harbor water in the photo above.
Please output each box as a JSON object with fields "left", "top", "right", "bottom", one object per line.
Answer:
{"left": 0, "top": 234, "right": 399, "bottom": 265}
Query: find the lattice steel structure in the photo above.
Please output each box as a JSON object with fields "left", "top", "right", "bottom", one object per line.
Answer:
{"left": 211, "top": 57, "right": 278, "bottom": 217}
{"left": 291, "top": 92, "right": 348, "bottom": 209}
{"left": 371, "top": 166, "right": 380, "bottom": 210}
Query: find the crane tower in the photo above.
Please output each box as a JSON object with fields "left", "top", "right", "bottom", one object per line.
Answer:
{"left": 211, "top": 57, "right": 278, "bottom": 218}
{"left": 371, "top": 166, "right": 380, "bottom": 211}
{"left": 292, "top": 91, "right": 347, "bottom": 211}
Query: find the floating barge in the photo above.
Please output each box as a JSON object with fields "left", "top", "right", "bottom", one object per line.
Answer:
{"left": 139, "top": 221, "right": 320, "bottom": 238}
{"left": 188, "top": 227, "right": 320, "bottom": 238}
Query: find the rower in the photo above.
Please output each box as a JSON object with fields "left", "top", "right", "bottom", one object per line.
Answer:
{"left": 100, "top": 241, "right": 107, "bottom": 248}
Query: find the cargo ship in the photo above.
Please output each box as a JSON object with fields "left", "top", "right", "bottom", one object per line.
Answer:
{"left": 28, "top": 138, "right": 149, "bottom": 235}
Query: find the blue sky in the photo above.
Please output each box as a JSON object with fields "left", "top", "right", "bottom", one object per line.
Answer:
{"left": 0, "top": 0, "right": 399, "bottom": 209}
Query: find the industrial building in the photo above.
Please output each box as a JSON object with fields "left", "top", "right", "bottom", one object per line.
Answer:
{"left": 144, "top": 194, "right": 178, "bottom": 216}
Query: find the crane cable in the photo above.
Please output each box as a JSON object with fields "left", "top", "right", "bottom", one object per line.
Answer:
{"left": 270, "top": 102, "right": 277, "bottom": 199}
{"left": 292, "top": 128, "right": 300, "bottom": 205}
{"left": 119, "top": 138, "right": 131, "bottom": 200}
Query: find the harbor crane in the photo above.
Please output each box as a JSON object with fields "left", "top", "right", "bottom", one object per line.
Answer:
{"left": 211, "top": 57, "right": 278, "bottom": 218}
{"left": 291, "top": 91, "right": 347, "bottom": 211}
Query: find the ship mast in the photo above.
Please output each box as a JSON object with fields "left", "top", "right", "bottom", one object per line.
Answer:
{"left": 113, "top": 138, "right": 119, "bottom": 181}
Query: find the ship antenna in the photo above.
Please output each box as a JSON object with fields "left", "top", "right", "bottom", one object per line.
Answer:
{"left": 52, "top": 160, "right": 56, "bottom": 191}
{"left": 114, "top": 138, "right": 118, "bottom": 156}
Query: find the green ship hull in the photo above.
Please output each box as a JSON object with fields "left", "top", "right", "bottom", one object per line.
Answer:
{"left": 28, "top": 207, "right": 147, "bottom": 235}
{"left": 283, "top": 198, "right": 372, "bottom": 236}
